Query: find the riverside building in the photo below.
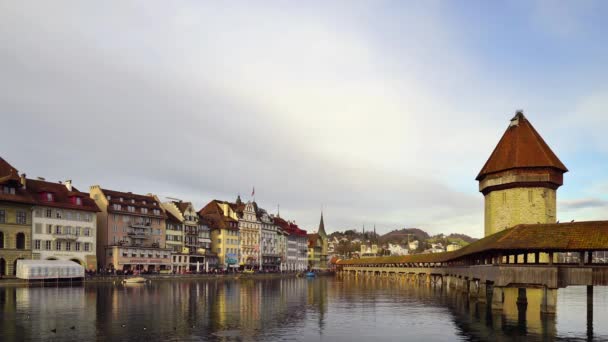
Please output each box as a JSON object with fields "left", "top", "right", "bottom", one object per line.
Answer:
{"left": 29, "top": 178, "right": 99, "bottom": 270}
{"left": 274, "top": 216, "right": 308, "bottom": 271}
{"left": 89, "top": 186, "right": 171, "bottom": 272}
{"left": 0, "top": 158, "right": 35, "bottom": 277}
{"left": 199, "top": 200, "right": 240, "bottom": 271}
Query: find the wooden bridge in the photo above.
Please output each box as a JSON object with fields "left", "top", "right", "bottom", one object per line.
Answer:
{"left": 336, "top": 221, "right": 608, "bottom": 313}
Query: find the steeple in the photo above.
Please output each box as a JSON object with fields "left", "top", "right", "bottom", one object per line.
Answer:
{"left": 236, "top": 194, "right": 242, "bottom": 205}
{"left": 318, "top": 211, "right": 327, "bottom": 238}
{"left": 373, "top": 224, "right": 377, "bottom": 243}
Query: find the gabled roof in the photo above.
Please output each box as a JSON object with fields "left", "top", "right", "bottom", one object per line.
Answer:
{"left": 0, "top": 157, "right": 21, "bottom": 184}
{"left": 27, "top": 179, "right": 99, "bottom": 212}
{"left": 99, "top": 188, "right": 165, "bottom": 218}
{"left": 476, "top": 112, "right": 568, "bottom": 181}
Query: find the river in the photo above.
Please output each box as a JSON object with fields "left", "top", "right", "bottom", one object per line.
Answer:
{"left": 0, "top": 276, "right": 606, "bottom": 341}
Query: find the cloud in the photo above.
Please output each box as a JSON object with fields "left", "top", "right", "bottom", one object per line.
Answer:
{"left": 559, "top": 198, "right": 608, "bottom": 210}
{"left": 0, "top": 2, "right": 605, "bottom": 239}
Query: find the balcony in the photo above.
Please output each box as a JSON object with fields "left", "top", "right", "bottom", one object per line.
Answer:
{"left": 130, "top": 222, "right": 151, "bottom": 229}
{"left": 128, "top": 231, "right": 151, "bottom": 239}
{"left": 52, "top": 233, "right": 78, "bottom": 241}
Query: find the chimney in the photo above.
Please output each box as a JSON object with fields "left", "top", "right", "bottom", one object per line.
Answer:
{"left": 65, "top": 180, "right": 73, "bottom": 191}
{"left": 20, "top": 173, "right": 26, "bottom": 189}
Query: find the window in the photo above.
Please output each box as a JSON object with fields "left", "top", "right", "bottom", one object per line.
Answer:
{"left": 131, "top": 199, "right": 135, "bottom": 204}
{"left": 46, "top": 224, "right": 52, "bottom": 234}
{"left": 113, "top": 225, "right": 117, "bottom": 232}
{"left": 16, "top": 211, "right": 26, "bottom": 224}
{"left": 34, "top": 240, "right": 41, "bottom": 250}
{"left": 75, "top": 242, "right": 81, "bottom": 251}
{"left": 119, "top": 197, "right": 123, "bottom": 202}
{"left": 35, "top": 223, "right": 42, "bottom": 234}
{"left": 55, "top": 241, "right": 61, "bottom": 250}
{"left": 84, "top": 228, "right": 91, "bottom": 236}
{"left": 107, "top": 195, "right": 111, "bottom": 200}
{"left": 84, "top": 214, "right": 91, "bottom": 222}
{"left": 66, "top": 211, "right": 72, "bottom": 220}
{"left": 34, "top": 209, "right": 41, "bottom": 217}
{"left": 528, "top": 190, "right": 533, "bottom": 203}
{"left": 218, "top": 247, "right": 221, "bottom": 253}
{"left": 218, "top": 238, "right": 221, "bottom": 244}
{"left": 75, "top": 197, "right": 82, "bottom": 205}
{"left": 45, "top": 193, "right": 54, "bottom": 201}
{"left": 113, "top": 204, "right": 121, "bottom": 210}
{"left": 141, "top": 208, "right": 148, "bottom": 214}
{"left": 55, "top": 226, "right": 62, "bottom": 234}
{"left": 142, "top": 200, "right": 147, "bottom": 205}
{"left": 45, "top": 209, "right": 52, "bottom": 218}
{"left": 55, "top": 210, "right": 62, "bottom": 219}
{"left": 75, "top": 227, "right": 80, "bottom": 236}
{"left": 113, "top": 236, "right": 117, "bottom": 243}
{"left": 45, "top": 240, "right": 51, "bottom": 250}
{"left": 0, "top": 210, "right": 4, "bottom": 223}
{"left": 65, "top": 242, "right": 71, "bottom": 251}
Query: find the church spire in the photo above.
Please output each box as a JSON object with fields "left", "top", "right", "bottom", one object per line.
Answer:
{"left": 318, "top": 211, "right": 327, "bottom": 238}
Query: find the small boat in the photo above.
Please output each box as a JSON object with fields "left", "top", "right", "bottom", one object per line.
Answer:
{"left": 122, "top": 277, "right": 148, "bottom": 284}
{"left": 243, "top": 269, "right": 255, "bottom": 275}
{"left": 305, "top": 272, "right": 316, "bottom": 278}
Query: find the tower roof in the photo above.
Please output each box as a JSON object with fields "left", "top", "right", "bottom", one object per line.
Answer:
{"left": 318, "top": 212, "right": 326, "bottom": 237}
{"left": 476, "top": 111, "right": 568, "bottom": 181}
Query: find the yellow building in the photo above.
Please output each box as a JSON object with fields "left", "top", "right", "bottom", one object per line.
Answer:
{"left": 307, "top": 212, "right": 328, "bottom": 270}
{"left": 199, "top": 200, "right": 240, "bottom": 271}
{"left": 477, "top": 111, "right": 567, "bottom": 237}
{"left": 0, "top": 158, "right": 34, "bottom": 277}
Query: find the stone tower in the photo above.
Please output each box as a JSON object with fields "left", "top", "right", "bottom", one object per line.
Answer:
{"left": 477, "top": 111, "right": 568, "bottom": 237}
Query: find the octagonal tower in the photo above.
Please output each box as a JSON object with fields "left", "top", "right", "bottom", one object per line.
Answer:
{"left": 477, "top": 111, "right": 568, "bottom": 237}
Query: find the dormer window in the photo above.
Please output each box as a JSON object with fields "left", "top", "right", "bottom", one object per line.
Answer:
{"left": 119, "top": 197, "right": 123, "bottom": 202}
{"left": 2, "top": 186, "right": 15, "bottom": 195}
{"left": 43, "top": 192, "right": 54, "bottom": 202}
{"left": 107, "top": 195, "right": 111, "bottom": 200}
{"left": 141, "top": 208, "right": 148, "bottom": 214}
{"left": 131, "top": 199, "right": 135, "bottom": 204}
{"left": 142, "top": 200, "right": 147, "bottom": 205}
{"left": 75, "top": 197, "right": 82, "bottom": 205}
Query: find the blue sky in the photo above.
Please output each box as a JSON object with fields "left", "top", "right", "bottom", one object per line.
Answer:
{"left": 1, "top": 1, "right": 607, "bottom": 237}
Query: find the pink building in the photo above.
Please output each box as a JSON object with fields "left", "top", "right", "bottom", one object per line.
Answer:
{"left": 90, "top": 186, "right": 171, "bottom": 272}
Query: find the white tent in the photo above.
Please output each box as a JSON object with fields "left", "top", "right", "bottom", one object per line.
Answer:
{"left": 16, "top": 260, "right": 85, "bottom": 280}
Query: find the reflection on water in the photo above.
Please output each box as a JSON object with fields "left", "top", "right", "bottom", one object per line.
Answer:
{"left": 0, "top": 277, "right": 606, "bottom": 341}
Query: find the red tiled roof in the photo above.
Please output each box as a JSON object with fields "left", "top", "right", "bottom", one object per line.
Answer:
{"left": 0, "top": 157, "right": 21, "bottom": 184}
{"left": 26, "top": 179, "right": 100, "bottom": 212}
{"left": 101, "top": 188, "right": 165, "bottom": 218}
{"left": 476, "top": 112, "right": 568, "bottom": 181}
{"left": 338, "top": 221, "right": 608, "bottom": 265}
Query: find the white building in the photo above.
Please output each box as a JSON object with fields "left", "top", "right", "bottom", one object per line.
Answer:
{"left": 28, "top": 179, "right": 99, "bottom": 270}
{"left": 388, "top": 243, "right": 409, "bottom": 256}
{"left": 408, "top": 240, "right": 419, "bottom": 251}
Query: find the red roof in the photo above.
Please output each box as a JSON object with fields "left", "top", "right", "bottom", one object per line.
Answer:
{"left": 0, "top": 157, "right": 35, "bottom": 205}
{"left": 476, "top": 112, "right": 568, "bottom": 181}
{"left": 101, "top": 188, "right": 165, "bottom": 218}
{"left": 26, "top": 179, "right": 100, "bottom": 212}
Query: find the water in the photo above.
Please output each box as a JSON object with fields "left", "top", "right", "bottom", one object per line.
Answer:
{"left": 1, "top": 277, "right": 607, "bottom": 341}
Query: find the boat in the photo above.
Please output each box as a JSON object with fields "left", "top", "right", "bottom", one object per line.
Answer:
{"left": 243, "top": 269, "right": 255, "bottom": 275}
{"left": 305, "top": 272, "right": 316, "bottom": 278}
{"left": 122, "top": 277, "right": 148, "bottom": 284}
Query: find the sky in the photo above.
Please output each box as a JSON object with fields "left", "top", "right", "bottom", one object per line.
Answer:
{"left": 1, "top": 1, "right": 608, "bottom": 238}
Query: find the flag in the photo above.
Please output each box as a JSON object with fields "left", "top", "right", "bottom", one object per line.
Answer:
{"left": 251, "top": 187, "right": 255, "bottom": 197}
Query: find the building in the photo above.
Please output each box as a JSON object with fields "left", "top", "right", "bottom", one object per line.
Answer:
{"left": 89, "top": 186, "right": 172, "bottom": 272}
{"left": 274, "top": 216, "right": 308, "bottom": 271}
{"left": 237, "top": 198, "right": 260, "bottom": 269}
{"left": 446, "top": 243, "right": 462, "bottom": 252}
{"left": 408, "top": 240, "right": 419, "bottom": 251}
{"left": 307, "top": 212, "right": 329, "bottom": 270}
{"left": 477, "top": 111, "right": 567, "bottom": 237}
{"left": 0, "top": 158, "right": 35, "bottom": 277}
{"left": 388, "top": 243, "right": 409, "bottom": 256}
{"left": 360, "top": 243, "right": 379, "bottom": 258}
{"left": 163, "top": 200, "right": 212, "bottom": 272}
{"left": 199, "top": 200, "right": 240, "bottom": 271}
{"left": 28, "top": 178, "right": 99, "bottom": 270}
{"left": 258, "top": 207, "right": 280, "bottom": 271}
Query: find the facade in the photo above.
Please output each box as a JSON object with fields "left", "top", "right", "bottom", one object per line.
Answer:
{"left": 238, "top": 199, "right": 260, "bottom": 269}
{"left": 163, "top": 200, "right": 212, "bottom": 272}
{"left": 199, "top": 200, "right": 240, "bottom": 270}
{"left": 274, "top": 216, "right": 308, "bottom": 271}
{"left": 477, "top": 111, "right": 567, "bottom": 237}
{"left": 360, "top": 243, "right": 379, "bottom": 258}
{"left": 89, "top": 186, "right": 171, "bottom": 272}
{"left": 0, "top": 159, "right": 35, "bottom": 277}
{"left": 388, "top": 243, "right": 409, "bottom": 256}
{"left": 307, "top": 213, "right": 329, "bottom": 270}
{"left": 29, "top": 179, "right": 99, "bottom": 270}
{"left": 259, "top": 208, "right": 280, "bottom": 270}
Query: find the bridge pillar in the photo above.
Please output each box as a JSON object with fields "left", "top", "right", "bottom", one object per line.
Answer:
{"left": 541, "top": 287, "right": 557, "bottom": 314}
{"left": 468, "top": 280, "right": 478, "bottom": 298}
{"left": 478, "top": 282, "right": 487, "bottom": 303}
{"left": 491, "top": 286, "right": 505, "bottom": 311}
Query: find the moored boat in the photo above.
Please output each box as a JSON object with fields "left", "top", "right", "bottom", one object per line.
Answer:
{"left": 305, "top": 272, "right": 316, "bottom": 278}
{"left": 122, "top": 277, "right": 148, "bottom": 284}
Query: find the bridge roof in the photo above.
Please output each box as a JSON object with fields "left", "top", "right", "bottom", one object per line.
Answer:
{"left": 338, "top": 221, "right": 608, "bottom": 265}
